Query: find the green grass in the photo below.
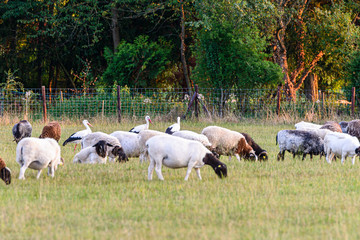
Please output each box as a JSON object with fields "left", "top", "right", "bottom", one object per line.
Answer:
{"left": 1, "top": 120, "right": 360, "bottom": 239}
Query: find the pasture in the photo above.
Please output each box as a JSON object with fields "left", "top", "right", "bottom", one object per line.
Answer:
{"left": 1, "top": 119, "right": 360, "bottom": 239}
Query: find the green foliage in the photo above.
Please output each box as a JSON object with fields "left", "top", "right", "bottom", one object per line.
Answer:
{"left": 345, "top": 51, "right": 360, "bottom": 96}
{"left": 102, "top": 35, "right": 172, "bottom": 88}
{"left": 193, "top": 0, "right": 283, "bottom": 89}
{"left": 0, "top": 69, "right": 24, "bottom": 97}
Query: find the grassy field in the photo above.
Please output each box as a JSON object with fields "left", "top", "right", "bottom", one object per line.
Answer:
{"left": 1, "top": 119, "right": 360, "bottom": 239}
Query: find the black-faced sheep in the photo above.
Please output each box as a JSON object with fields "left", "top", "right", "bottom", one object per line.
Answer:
{"left": 241, "top": 132, "right": 268, "bottom": 161}
{"left": 12, "top": 120, "right": 32, "bottom": 143}
{"left": 0, "top": 157, "right": 11, "bottom": 185}
{"left": 276, "top": 130, "right": 324, "bottom": 161}
{"left": 73, "top": 140, "right": 114, "bottom": 164}
{"left": 39, "top": 121, "right": 61, "bottom": 142}
{"left": 146, "top": 135, "right": 227, "bottom": 181}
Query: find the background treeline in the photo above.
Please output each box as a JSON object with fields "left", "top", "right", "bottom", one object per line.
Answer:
{"left": 0, "top": 0, "right": 359, "bottom": 100}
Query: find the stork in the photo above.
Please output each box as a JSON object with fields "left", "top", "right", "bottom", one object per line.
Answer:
{"left": 129, "top": 116, "right": 152, "bottom": 134}
{"left": 165, "top": 116, "right": 181, "bottom": 135}
{"left": 63, "top": 119, "right": 93, "bottom": 151}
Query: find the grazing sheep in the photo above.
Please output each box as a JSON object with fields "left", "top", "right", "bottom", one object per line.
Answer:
{"left": 320, "top": 121, "right": 342, "bottom": 133}
{"left": 276, "top": 130, "right": 324, "bottom": 161}
{"left": 39, "top": 121, "right": 61, "bottom": 142}
{"left": 172, "top": 130, "right": 211, "bottom": 147}
{"left": 345, "top": 120, "right": 360, "bottom": 139}
{"left": 201, "top": 126, "right": 257, "bottom": 161}
{"left": 241, "top": 132, "right": 268, "bottom": 161}
{"left": 146, "top": 135, "right": 227, "bottom": 181}
{"left": 0, "top": 157, "right": 11, "bottom": 185}
{"left": 324, "top": 132, "right": 360, "bottom": 164}
{"left": 295, "top": 121, "right": 322, "bottom": 130}
{"left": 81, "top": 132, "right": 128, "bottom": 162}
{"left": 165, "top": 116, "right": 181, "bottom": 134}
{"left": 63, "top": 119, "right": 93, "bottom": 151}
{"left": 129, "top": 115, "right": 152, "bottom": 134}
{"left": 16, "top": 137, "right": 63, "bottom": 179}
{"left": 301, "top": 128, "right": 333, "bottom": 140}
{"left": 73, "top": 140, "right": 113, "bottom": 164}
{"left": 137, "top": 130, "right": 166, "bottom": 163}
{"left": 12, "top": 120, "right": 32, "bottom": 143}
{"left": 110, "top": 131, "right": 141, "bottom": 158}
{"left": 339, "top": 121, "right": 348, "bottom": 133}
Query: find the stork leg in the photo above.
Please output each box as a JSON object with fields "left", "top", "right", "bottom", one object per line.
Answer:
{"left": 74, "top": 144, "right": 77, "bottom": 152}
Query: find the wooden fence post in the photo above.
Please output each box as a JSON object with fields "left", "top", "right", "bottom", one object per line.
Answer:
{"left": 41, "top": 86, "right": 47, "bottom": 123}
{"left": 352, "top": 87, "right": 356, "bottom": 116}
{"left": 195, "top": 84, "right": 199, "bottom": 118}
{"left": 117, "top": 85, "right": 122, "bottom": 123}
{"left": 276, "top": 86, "right": 281, "bottom": 115}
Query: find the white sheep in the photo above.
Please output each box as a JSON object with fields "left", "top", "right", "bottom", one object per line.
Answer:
{"left": 300, "top": 128, "right": 333, "bottom": 140}
{"left": 295, "top": 121, "right": 322, "bottom": 130}
{"left": 81, "top": 132, "right": 128, "bottom": 162}
{"left": 110, "top": 131, "right": 141, "bottom": 158}
{"left": 324, "top": 132, "right": 360, "bottom": 164}
{"left": 137, "top": 130, "right": 166, "bottom": 163}
{"left": 201, "top": 126, "right": 256, "bottom": 161}
{"left": 73, "top": 140, "right": 113, "bottom": 164}
{"left": 146, "top": 135, "right": 227, "bottom": 181}
{"left": 16, "top": 137, "right": 63, "bottom": 179}
{"left": 172, "top": 130, "right": 211, "bottom": 147}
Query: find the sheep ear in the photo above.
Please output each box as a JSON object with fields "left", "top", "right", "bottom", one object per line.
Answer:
{"left": 92, "top": 143, "right": 99, "bottom": 148}
{"left": 5, "top": 167, "right": 11, "bottom": 173}
{"left": 107, "top": 143, "right": 114, "bottom": 147}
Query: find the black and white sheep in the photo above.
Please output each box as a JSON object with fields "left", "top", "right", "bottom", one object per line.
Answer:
{"left": 73, "top": 140, "right": 113, "bottom": 164}
{"left": 276, "top": 130, "right": 324, "bottom": 161}
{"left": 0, "top": 157, "right": 11, "bottom": 185}
{"left": 16, "top": 137, "right": 63, "bottom": 179}
{"left": 81, "top": 132, "right": 128, "bottom": 162}
{"left": 201, "top": 126, "right": 257, "bottom": 161}
{"left": 12, "top": 120, "right": 32, "bottom": 143}
{"left": 146, "top": 135, "right": 227, "bottom": 181}
{"left": 110, "top": 131, "right": 141, "bottom": 159}
{"left": 324, "top": 132, "right": 360, "bottom": 164}
{"left": 241, "top": 132, "right": 268, "bottom": 161}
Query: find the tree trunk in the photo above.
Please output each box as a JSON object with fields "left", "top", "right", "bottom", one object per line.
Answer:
{"left": 180, "top": 0, "right": 192, "bottom": 95}
{"left": 304, "top": 73, "right": 318, "bottom": 101}
{"left": 111, "top": 5, "right": 120, "bottom": 53}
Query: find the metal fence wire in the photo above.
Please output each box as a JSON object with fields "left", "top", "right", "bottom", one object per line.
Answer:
{"left": 0, "top": 87, "right": 355, "bottom": 121}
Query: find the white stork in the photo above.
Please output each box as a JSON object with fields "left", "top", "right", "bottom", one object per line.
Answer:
{"left": 63, "top": 119, "right": 93, "bottom": 151}
{"left": 129, "top": 116, "right": 152, "bottom": 134}
{"left": 165, "top": 116, "right": 180, "bottom": 135}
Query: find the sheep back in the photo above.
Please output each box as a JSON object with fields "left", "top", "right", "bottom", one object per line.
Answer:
{"left": 347, "top": 120, "right": 360, "bottom": 139}
{"left": 12, "top": 120, "right": 32, "bottom": 143}
{"left": 39, "top": 121, "right": 61, "bottom": 142}
{"left": 320, "top": 121, "right": 342, "bottom": 133}
{"left": 172, "top": 130, "right": 211, "bottom": 147}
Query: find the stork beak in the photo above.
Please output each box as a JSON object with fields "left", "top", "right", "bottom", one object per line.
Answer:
{"left": 149, "top": 119, "right": 152, "bottom": 124}
{"left": 88, "top": 123, "right": 93, "bottom": 127}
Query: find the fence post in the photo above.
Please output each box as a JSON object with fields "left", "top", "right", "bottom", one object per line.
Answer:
{"left": 41, "top": 86, "right": 47, "bottom": 123}
{"left": 195, "top": 84, "right": 199, "bottom": 118}
{"left": 117, "top": 85, "right": 122, "bottom": 123}
{"left": 352, "top": 87, "right": 356, "bottom": 116}
{"left": 276, "top": 86, "right": 281, "bottom": 115}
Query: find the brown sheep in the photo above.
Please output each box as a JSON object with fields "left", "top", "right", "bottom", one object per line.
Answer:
{"left": 241, "top": 132, "right": 268, "bottom": 161}
{"left": 0, "top": 157, "right": 11, "bottom": 185}
{"left": 320, "top": 121, "right": 342, "bottom": 133}
{"left": 39, "top": 121, "right": 61, "bottom": 142}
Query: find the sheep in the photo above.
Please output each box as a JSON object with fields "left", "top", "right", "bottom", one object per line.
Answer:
{"left": 146, "top": 135, "right": 227, "bottom": 181}
{"left": 339, "top": 121, "right": 348, "bottom": 133}
{"left": 345, "top": 120, "right": 360, "bottom": 139}
{"left": 137, "top": 130, "right": 166, "bottom": 163}
{"left": 295, "top": 121, "right": 322, "bottom": 130}
{"left": 81, "top": 132, "right": 128, "bottom": 162}
{"left": 0, "top": 157, "right": 11, "bottom": 185}
{"left": 301, "top": 128, "right": 333, "bottom": 140}
{"left": 201, "top": 126, "right": 257, "bottom": 161}
{"left": 172, "top": 130, "right": 211, "bottom": 147}
{"left": 110, "top": 131, "right": 141, "bottom": 158}
{"left": 320, "top": 121, "right": 342, "bottom": 133}
{"left": 241, "top": 132, "right": 268, "bottom": 161}
{"left": 73, "top": 140, "right": 113, "bottom": 164}
{"left": 16, "top": 137, "right": 63, "bottom": 179}
{"left": 12, "top": 120, "right": 32, "bottom": 143}
{"left": 276, "top": 130, "right": 324, "bottom": 161}
{"left": 39, "top": 121, "right": 61, "bottom": 142}
{"left": 324, "top": 132, "right": 360, "bottom": 164}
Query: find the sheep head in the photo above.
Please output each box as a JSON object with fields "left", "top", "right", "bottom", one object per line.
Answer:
{"left": 259, "top": 151, "right": 268, "bottom": 161}
{"left": 93, "top": 140, "right": 112, "bottom": 158}
{"left": 0, "top": 162, "right": 11, "bottom": 185}
{"left": 237, "top": 138, "right": 257, "bottom": 161}
{"left": 112, "top": 146, "right": 128, "bottom": 162}
{"left": 203, "top": 153, "right": 227, "bottom": 179}
{"left": 355, "top": 147, "right": 360, "bottom": 156}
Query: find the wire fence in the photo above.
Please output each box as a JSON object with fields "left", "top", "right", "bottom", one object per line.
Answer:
{"left": 0, "top": 86, "right": 356, "bottom": 121}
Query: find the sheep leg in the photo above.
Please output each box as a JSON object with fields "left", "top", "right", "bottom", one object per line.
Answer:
{"left": 36, "top": 169, "right": 43, "bottom": 179}
{"left": 302, "top": 154, "right": 306, "bottom": 161}
{"left": 352, "top": 155, "right": 356, "bottom": 165}
{"left": 341, "top": 154, "right": 347, "bottom": 165}
{"left": 154, "top": 161, "right": 164, "bottom": 181}
{"left": 235, "top": 154, "right": 241, "bottom": 162}
{"left": 184, "top": 162, "right": 196, "bottom": 181}
{"left": 47, "top": 165, "right": 55, "bottom": 178}
{"left": 18, "top": 165, "right": 28, "bottom": 180}
{"left": 147, "top": 159, "right": 155, "bottom": 180}
{"left": 194, "top": 168, "right": 202, "bottom": 180}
